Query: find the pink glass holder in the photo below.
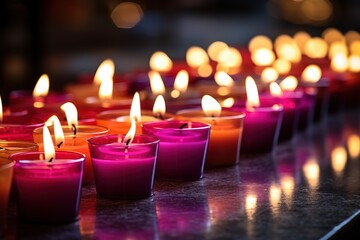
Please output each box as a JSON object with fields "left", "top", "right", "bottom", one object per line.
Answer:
{"left": 11, "top": 151, "right": 85, "bottom": 223}
{"left": 9, "top": 90, "right": 73, "bottom": 107}
{"left": 0, "top": 116, "right": 44, "bottom": 141}
{"left": 88, "top": 134, "right": 159, "bottom": 199}
{"left": 142, "top": 120, "right": 210, "bottom": 181}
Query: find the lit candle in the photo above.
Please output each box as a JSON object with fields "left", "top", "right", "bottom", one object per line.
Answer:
{"left": 32, "top": 103, "right": 109, "bottom": 184}
{"left": 0, "top": 158, "right": 15, "bottom": 235}
{"left": 176, "top": 95, "right": 245, "bottom": 168}
{"left": 88, "top": 119, "right": 159, "bottom": 199}
{"left": 11, "top": 126, "right": 85, "bottom": 223}
{"left": 142, "top": 120, "right": 211, "bottom": 180}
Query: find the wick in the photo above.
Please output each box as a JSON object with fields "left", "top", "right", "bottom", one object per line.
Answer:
{"left": 0, "top": 146, "right": 6, "bottom": 151}
{"left": 211, "top": 115, "right": 217, "bottom": 125}
{"left": 49, "top": 157, "right": 54, "bottom": 162}
{"left": 179, "top": 123, "right": 188, "bottom": 129}
{"left": 72, "top": 124, "right": 77, "bottom": 135}
{"left": 125, "top": 138, "right": 131, "bottom": 149}
{"left": 57, "top": 141, "right": 63, "bottom": 149}
{"left": 155, "top": 113, "right": 164, "bottom": 120}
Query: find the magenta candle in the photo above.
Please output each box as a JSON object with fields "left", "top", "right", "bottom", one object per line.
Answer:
{"left": 142, "top": 121, "right": 210, "bottom": 180}
{"left": 88, "top": 134, "right": 159, "bottom": 199}
{"left": 0, "top": 116, "right": 44, "bottom": 141}
{"left": 9, "top": 90, "right": 73, "bottom": 108}
{"left": 297, "top": 88, "right": 317, "bottom": 131}
{"left": 11, "top": 151, "right": 84, "bottom": 223}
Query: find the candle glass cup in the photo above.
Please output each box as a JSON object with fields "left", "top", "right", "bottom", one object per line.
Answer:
{"left": 142, "top": 120, "right": 211, "bottom": 181}
{"left": 88, "top": 134, "right": 159, "bottom": 199}
{"left": 176, "top": 109, "right": 245, "bottom": 168}
{"left": 11, "top": 151, "right": 85, "bottom": 224}
{"left": 0, "top": 116, "right": 44, "bottom": 141}
{"left": 0, "top": 158, "right": 15, "bottom": 236}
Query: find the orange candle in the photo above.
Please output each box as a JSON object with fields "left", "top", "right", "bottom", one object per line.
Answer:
{"left": 0, "top": 158, "right": 15, "bottom": 235}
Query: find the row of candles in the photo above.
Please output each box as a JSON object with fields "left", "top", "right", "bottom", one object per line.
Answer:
{"left": 1, "top": 28, "right": 360, "bottom": 228}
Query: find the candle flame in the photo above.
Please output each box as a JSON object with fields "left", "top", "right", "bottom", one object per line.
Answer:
{"left": 173, "top": 70, "right": 189, "bottom": 93}
{"left": 186, "top": 46, "right": 209, "bottom": 68}
{"left": 221, "top": 97, "right": 235, "bottom": 108}
{"left": 301, "top": 65, "right": 322, "bottom": 83}
{"left": 329, "top": 41, "right": 348, "bottom": 59}
{"left": 60, "top": 102, "right": 78, "bottom": 131}
{"left": 293, "top": 31, "right": 311, "bottom": 53}
{"left": 248, "top": 35, "right": 273, "bottom": 52}
{"left": 93, "top": 59, "right": 115, "bottom": 85}
{"left": 217, "top": 47, "right": 242, "bottom": 69}
{"left": 261, "top": 67, "right": 279, "bottom": 83}
{"left": 350, "top": 41, "right": 360, "bottom": 55}
{"left": 323, "top": 28, "right": 344, "bottom": 45}
{"left": 348, "top": 55, "right": 360, "bottom": 72}
{"left": 347, "top": 134, "right": 360, "bottom": 159}
{"left": 270, "top": 82, "right": 283, "bottom": 97}
{"left": 214, "top": 71, "right": 234, "bottom": 87}
{"left": 197, "top": 63, "right": 212, "bottom": 77}
{"left": 207, "top": 41, "right": 229, "bottom": 61}
{"left": 280, "top": 76, "right": 298, "bottom": 91}
{"left": 304, "top": 37, "right": 328, "bottom": 58}
{"left": 331, "top": 53, "right": 348, "bottom": 73}
{"left": 149, "top": 51, "right": 173, "bottom": 72}
{"left": 275, "top": 40, "right": 301, "bottom": 63}
{"left": 98, "top": 76, "right": 113, "bottom": 100}
{"left": 33, "top": 74, "right": 50, "bottom": 97}
{"left": 148, "top": 70, "right": 166, "bottom": 95}
{"left": 251, "top": 48, "right": 275, "bottom": 66}
{"left": 245, "top": 76, "right": 260, "bottom": 108}
{"left": 331, "top": 146, "right": 347, "bottom": 176}
{"left": 43, "top": 126, "right": 55, "bottom": 162}
{"left": 153, "top": 95, "right": 166, "bottom": 118}
{"left": 272, "top": 58, "right": 291, "bottom": 75}
{"left": 130, "top": 92, "right": 141, "bottom": 122}
{"left": 201, "top": 95, "right": 221, "bottom": 117}
{"left": 123, "top": 118, "right": 136, "bottom": 145}
{"left": 45, "top": 115, "right": 65, "bottom": 147}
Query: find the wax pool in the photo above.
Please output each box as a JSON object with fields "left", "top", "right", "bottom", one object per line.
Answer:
{"left": 88, "top": 134, "right": 159, "bottom": 199}
{"left": 142, "top": 121, "right": 210, "bottom": 180}
{"left": 11, "top": 151, "right": 85, "bottom": 223}
{"left": 0, "top": 158, "right": 15, "bottom": 235}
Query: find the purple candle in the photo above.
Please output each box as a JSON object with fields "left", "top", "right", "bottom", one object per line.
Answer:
{"left": 88, "top": 129, "right": 159, "bottom": 199}
{"left": 11, "top": 151, "right": 85, "bottom": 223}
{"left": 142, "top": 120, "right": 210, "bottom": 180}
{"left": 0, "top": 116, "right": 44, "bottom": 141}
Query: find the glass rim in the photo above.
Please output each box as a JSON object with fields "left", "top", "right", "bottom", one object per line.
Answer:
{"left": 0, "top": 140, "right": 38, "bottom": 150}
{"left": 10, "top": 151, "right": 86, "bottom": 165}
{"left": 0, "top": 158, "right": 15, "bottom": 170}
{"left": 96, "top": 109, "right": 174, "bottom": 121}
{"left": 176, "top": 108, "right": 246, "bottom": 120}
{"left": 33, "top": 125, "right": 109, "bottom": 136}
{"left": 88, "top": 134, "right": 160, "bottom": 146}
{"left": 142, "top": 120, "right": 211, "bottom": 131}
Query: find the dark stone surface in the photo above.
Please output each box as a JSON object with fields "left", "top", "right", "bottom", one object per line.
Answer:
{"left": 4, "top": 110, "right": 360, "bottom": 239}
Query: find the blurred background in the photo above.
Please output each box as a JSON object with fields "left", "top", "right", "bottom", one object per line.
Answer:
{"left": 1, "top": 0, "right": 360, "bottom": 103}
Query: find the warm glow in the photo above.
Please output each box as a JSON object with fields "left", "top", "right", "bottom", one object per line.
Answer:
{"left": 275, "top": 39, "right": 301, "bottom": 63}
{"left": 217, "top": 47, "right": 242, "bottom": 68}
{"left": 149, "top": 51, "right": 173, "bottom": 72}
{"left": 0, "top": 95, "right": 2, "bottom": 123}
{"left": 322, "top": 28, "right": 344, "bottom": 45}
{"left": 45, "top": 115, "right": 65, "bottom": 147}
{"left": 348, "top": 55, "right": 360, "bottom": 72}
{"left": 269, "top": 184, "right": 282, "bottom": 210}
{"left": 123, "top": 119, "right": 136, "bottom": 145}
{"left": 221, "top": 97, "right": 235, "bottom": 108}
{"left": 301, "top": 0, "right": 333, "bottom": 23}
{"left": 248, "top": 35, "right": 273, "bottom": 52}
{"left": 207, "top": 41, "right": 229, "bottom": 61}
{"left": 186, "top": 46, "right": 209, "bottom": 68}
{"left": 173, "top": 70, "right": 189, "bottom": 93}
{"left": 331, "top": 53, "right": 348, "bottom": 73}
{"left": 43, "top": 126, "right": 55, "bottom": 162}
{"left": 170, "top": 90, "right": 180, "bottom": 99}
{"left": 217, "top": 87, "right": 231, "bottom": 96}
{"left": 33, "top": 74, "right": 50, "bottom": 97}
{"left": 214, "top": 71, "right": 234, "bottom": 87}
{"left": 304, "top": 38, "right": 328, "bottom": 58}
{"left": 345, "top": 31, "right": 360, "bottom": 45}
{"left": 347, "top": 134, "right": 360, "bottom": 159}
{"left": 130, "top": 92, "right": 141, "bottom": 122}
{"left": 93, "top": 59, "right": 115, "bottom": 85}
{"left": 261, "top": 67, "right": 279, "bottom": 83}
{"left": 245, "top": 194, "right": 257, "bottom": 220}
{"left": 201, "top": 95, "right": 222, "bottom": 117}
{"left": 301, "top": 65, "right": 322, "bottom": 83}
{"left": 148, "top": 71, "right": 166, "bottom": 95}
{"left": 350, "top": 41, "right": 360, "bottom": 55}
{"left": 293, "top": 31, "right": 311, "bottom": 53}
{"left": 197, "top": 63, "right": 213, "bottom": 77}
{"left": 110, "top": 2, "right": 143, "bottom": 29}
{"left": 153, "top": 95, "right": 166, "bottom": 118}
{"left": 331, "top": 146, "right": 347, "bottom": 175}
{"left": 274, "top": 35, "right": 293, "bottom": 49}
{"left": 60, "top": 102, "right": 78, "bottom": 130}
{"left": 329, "top": 41, "right": 348, "bottom": 59}
{"left": 280, "top": 175, "right": 294, "bottom": 201}
{"left": 270, "top": 82, "right": 283, "bottom": 97}
{"left": 280, "top": 76, "right": 298, "bottom": 91}
{"left": 272, "top": 58, "right": 291, "bottom": 75}
{"left": 245, "top": 76, "right": 260, "bottom": 108}
{"left": 98, "top": 76, "right": 113, "bottom": 100}
{"left": 303, "top": 158, "right": 320, "bottom": 189}
{"left": 251, "top": 48, "right": 275, "bottom": 66}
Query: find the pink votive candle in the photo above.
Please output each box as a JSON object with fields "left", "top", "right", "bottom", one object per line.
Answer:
{"left": 0, "top": 116, "right": 44, "bottom": 141}
{"left": 88, "top": 134, "right": 159, "bottom": 199}
{"left": 142, "top": 120, "right": 210, "bottom": 180}
{"left": 11, "top": 151, "right": 85, "bottom": 223}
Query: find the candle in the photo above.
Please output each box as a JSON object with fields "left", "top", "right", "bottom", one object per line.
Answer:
{"left": 11, "top": 126, "right": 85, "bottom": 223}
{"left": 176, "top": 95, "right": 245, "bottom": 168}
{"left": 0, "top": 158, "right": 15, "bottom": 235}
{"left": 142, "top": 120, "right": 211, "bottom": 180}
{"left": 0, "top": 116, "right": 43, "bottom": 141}
{"left": 88, "top": 120, "right": 159, "bottom": 199}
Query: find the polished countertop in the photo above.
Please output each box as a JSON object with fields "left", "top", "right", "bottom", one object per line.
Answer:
{"left": 5, "top": 110, "right": 360, "bottom": 239}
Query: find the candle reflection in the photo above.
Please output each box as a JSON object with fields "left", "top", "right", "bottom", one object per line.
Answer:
{"left": 280, "top": 176, "right": 295, "bottom": 207}
{"left": 269, "top": 184, "right": 282, "bottom": 216}
{"left": 347, "top": 134, "right": 360, "bottom": 159}
{"left": 303, "top": 157, "right": 320, "bottom": 189}
{"left": 245, "top": 194, "right": 257, "bottom": 221}
{"left": 331, "top": 146, "right": 347, "bottom": 176}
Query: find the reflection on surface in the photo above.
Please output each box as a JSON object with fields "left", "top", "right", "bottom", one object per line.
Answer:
{"left": 347, "top": 134, "right": 360, "bottom": 159}
{"left": 331, "top": 146, "right": 347, "bottom": 176}
{"left": 303, "top": 157, "right": 320, "bottom": 189}
{"left": 79, "top": 193, "right": 96, "bottom": 239}
{"left": 245, "top": 194, "right": 257, "bottom": 221}
{"left": 280, "top": 175, "right": 295, "bottom": 207}
{"left": 269, "top": 184, "right": 282, "bottom": 216}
